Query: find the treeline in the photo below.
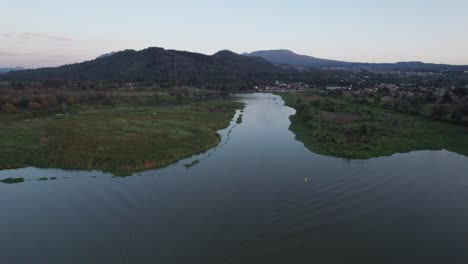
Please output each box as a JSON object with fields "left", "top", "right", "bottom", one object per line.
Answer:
{"left": 0, "top": 81, "right": 202, "bottom": 115}
{"left": 324, "top": 86, "right": 468, "bottom": 126}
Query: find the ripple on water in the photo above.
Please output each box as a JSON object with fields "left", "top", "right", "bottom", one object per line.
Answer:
{"left": 1, "top": 94, "right": 468, "bottom": 264}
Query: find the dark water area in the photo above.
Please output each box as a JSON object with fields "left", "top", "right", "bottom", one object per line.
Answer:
{"left": 1, "top": 93, "right": 467, "bottom": 264}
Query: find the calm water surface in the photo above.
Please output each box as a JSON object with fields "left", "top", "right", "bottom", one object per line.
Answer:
{"left": 1, "top": 93, "right": 467, "bottom": 264}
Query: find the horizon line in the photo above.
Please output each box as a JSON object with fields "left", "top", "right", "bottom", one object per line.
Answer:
{"left": 2, "top": 46, "right": 468, "bottom": 69}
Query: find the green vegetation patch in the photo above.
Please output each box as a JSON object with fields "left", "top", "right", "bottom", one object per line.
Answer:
{"left": 0, "top": 99, "right": 243, "bottom": 175}
{"left": 279, "top": 92, "right": 468, "bottom": 159}
{"left": 1, "top": 177, "right": 25, "bottom": 184}
{"left": 183, "top": 159, "right": 200, "bottom": 168}
{"left": 236, "top": 114, "right": 243, "bottom": 124}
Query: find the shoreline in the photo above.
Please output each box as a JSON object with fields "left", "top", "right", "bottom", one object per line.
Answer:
{"left": 0, "top": 96, "right": 244, "bottom": 176}
{"left": 277, "top": 92, "right": 468, "bottom": 159}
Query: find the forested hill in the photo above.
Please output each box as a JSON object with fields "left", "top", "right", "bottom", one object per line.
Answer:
{"left": 244, "top": 50, "right": 468, "bottom": 71}
{"left": 0, "top": 48, "right": 283, "bottom": 84}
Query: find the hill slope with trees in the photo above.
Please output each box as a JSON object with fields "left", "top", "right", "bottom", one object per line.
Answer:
{"left": 0, "top": 48, "right": 283, "bottom": 85}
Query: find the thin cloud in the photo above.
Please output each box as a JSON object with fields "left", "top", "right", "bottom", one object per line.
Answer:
{"left": 0, "top": 32, "right": 73, "bottom": 42}
{"left": 0, "top": 52, "right": 38, "bottom": 56}
{"left": 22, "top": 32, "right": 73, "bottom": 42}
{"left": 0, "top": 51, "right": 69, "bottom": 58}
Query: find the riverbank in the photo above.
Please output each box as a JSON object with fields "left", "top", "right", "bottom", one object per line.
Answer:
{"left": 278, "top": 92, "right": 468, "bottom": 159}
{"left": 0, "top": 95, "right": 242, "bottom": 176}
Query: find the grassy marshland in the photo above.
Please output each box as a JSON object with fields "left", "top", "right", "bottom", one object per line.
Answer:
{"left": 279, "top": 92, "right": 468, "bottom": 159}
{"left": 0, "top": 96, "right": 242, "bottom": 175}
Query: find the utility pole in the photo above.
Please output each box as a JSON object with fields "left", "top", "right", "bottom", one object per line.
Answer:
{"left": 174, "top": 54, "right": 178, "bottom": 87}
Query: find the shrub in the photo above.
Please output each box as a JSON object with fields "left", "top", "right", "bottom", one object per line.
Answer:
{"left": 296, "top": 102, "right": 311, "bottom": 115}
{"left": 27, "top": 102, "right": 41, "bottom": 111}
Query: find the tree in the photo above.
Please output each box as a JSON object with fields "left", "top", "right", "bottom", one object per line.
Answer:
{"left": 65, "top": 96, "right": 76, "bottom": 106}
{"left": 2, "top": 103, "right": 17, "bottom": 114}
{"left": 441, "top": 91, "right": 453, "bottom": 104}
{"left": 169, "top": 88, "right": 193, "bottom": 101}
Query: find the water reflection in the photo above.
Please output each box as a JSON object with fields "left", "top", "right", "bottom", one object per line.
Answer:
{"left": 1, "top": 93, "right": 467, "bottom": 264}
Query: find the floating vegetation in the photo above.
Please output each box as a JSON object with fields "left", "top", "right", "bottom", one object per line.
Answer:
{"left": 183, "top": 159, "right": 200, "bottom": 168}
{"left": 236, "top": 114, "right": 243, "bottom": 124}
{"left": 38, "top": 177, "right": 48, "bottom": 181}
{"left": 1, "top": 177, "right": 25, "bottom": 184}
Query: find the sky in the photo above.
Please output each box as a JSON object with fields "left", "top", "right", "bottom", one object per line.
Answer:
{"left": 1, "top": 0, "right": 468, "bottom": 68}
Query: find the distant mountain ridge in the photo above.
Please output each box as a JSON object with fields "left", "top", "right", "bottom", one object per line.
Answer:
{"left": 244, "top": 50, "right": 350, "bottom": 68}
{"left": 0, "top": 67, "right": 25, "bottom": 74}
{"left": 1, "top": 47, "right": 282, "bottom": 83}
{"left": 2, "top": 48, "right": 467, "bottom": 84}
{"left": 244, "top": 50, "right": 468, "bottom": 71}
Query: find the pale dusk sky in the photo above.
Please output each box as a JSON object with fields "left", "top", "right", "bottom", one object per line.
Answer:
{"left": 1, "top": 0, "right": 468, "bottom": 68}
